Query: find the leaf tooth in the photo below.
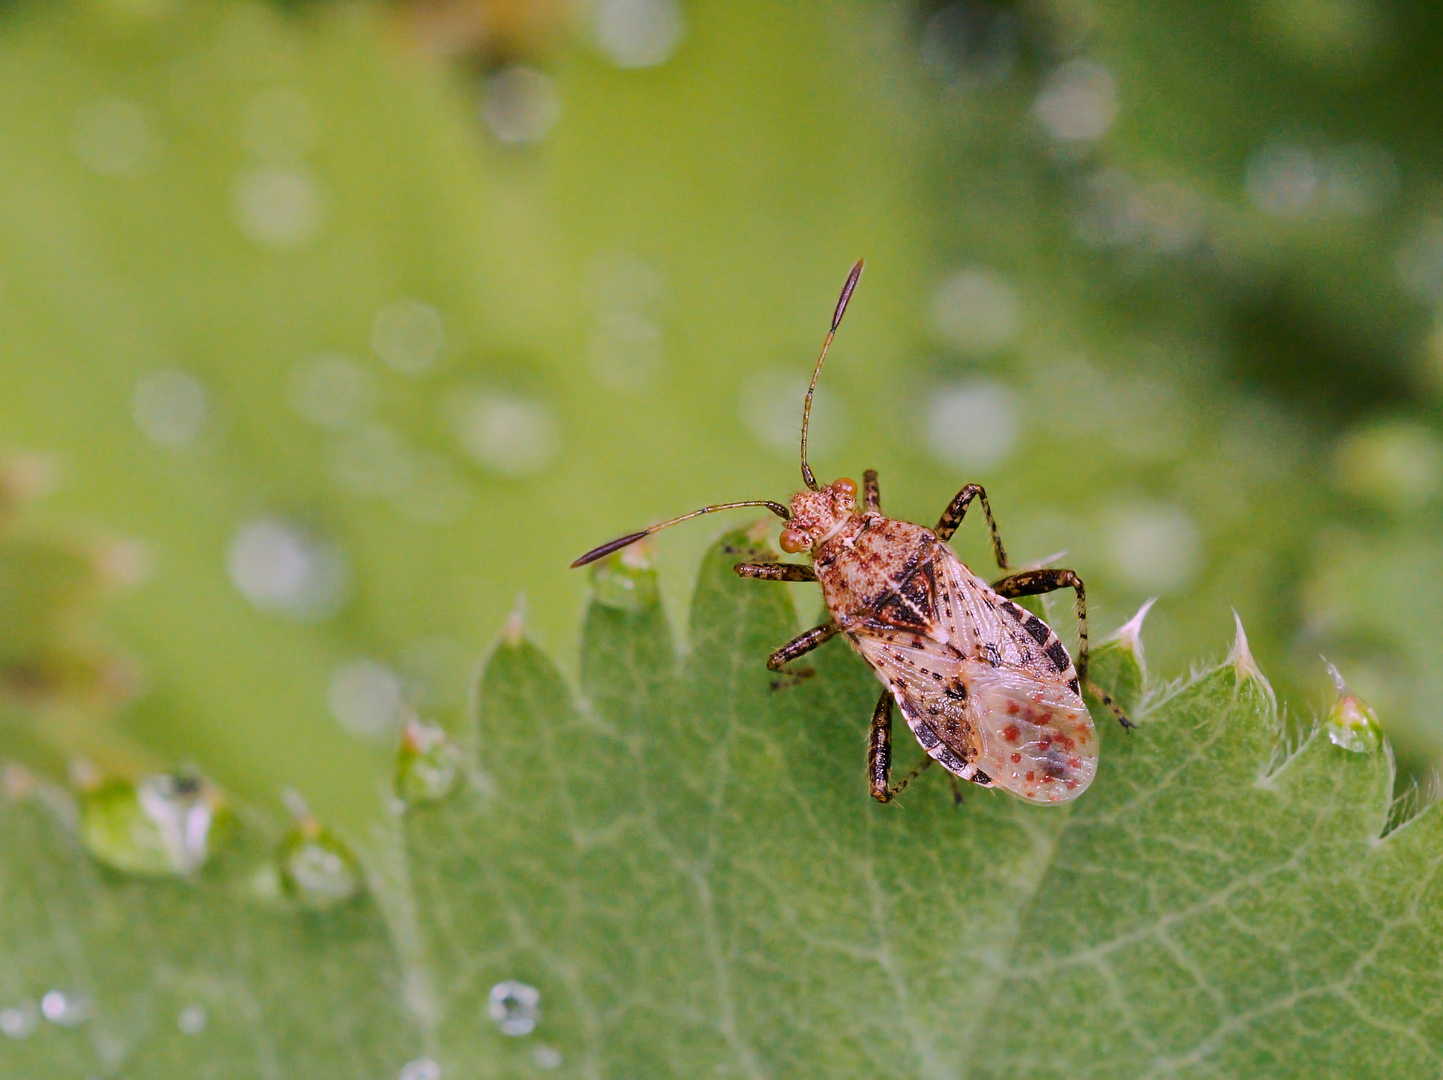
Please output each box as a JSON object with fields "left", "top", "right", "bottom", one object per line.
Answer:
{"left": 1225, "top": 610, "right": 1273, "bottom": 704}
{"left": 502, "top": 593, "right": 527, "bottom": 647}
{"left": 1100, "top": 596, "right": 1158, "bottom": 673}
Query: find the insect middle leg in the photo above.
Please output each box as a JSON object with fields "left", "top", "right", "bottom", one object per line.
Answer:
{"left": 765, "top": 621, "right": 838, "bottom": 687}
{"left": 991, "top": 568, "right": 1133, "bottom": 729}
{"left": 735, "top": 562, "right": 817, "bottom": 582}
{"left": 867, "top": 690, "right": 935, "bottom": 803}
{"left": 934, "top": 484, "right": 1010, "bottom": 570}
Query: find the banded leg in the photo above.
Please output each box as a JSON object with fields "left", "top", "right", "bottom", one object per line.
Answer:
{"left": 766, "top": 621, "right": 839, "bottom": 687}
{"left": 991, "top": 568, "right": 1133, "bottom": 729}
{"left": 736, "top": 562, "right": 817, "bottom": 582}
{"left": 934, "top": 484, "right": 1010, "bottom": 570}
{"left": 863, "top": 468, "right": 881, "bottom": 512}
{"left": 867, "top": 690, "right": 935, "bottom": 803}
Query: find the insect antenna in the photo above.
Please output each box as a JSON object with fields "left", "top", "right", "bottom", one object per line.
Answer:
{"left": 800, "top": 258, "right": 864, "bottom": 492}
{"left": 571, "top": 500, "right": 791, "bottom": 568}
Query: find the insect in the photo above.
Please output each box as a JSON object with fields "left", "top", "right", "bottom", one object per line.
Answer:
{"left": 573, "top": 260, "right": 1131, "bottom": 804}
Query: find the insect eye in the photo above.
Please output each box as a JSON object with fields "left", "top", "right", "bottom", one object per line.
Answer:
{"left": 833, "top": 477, "right": 857, "bottom": 499}
{"left": 779, "top": 527, "right": 805, "bottom": 554}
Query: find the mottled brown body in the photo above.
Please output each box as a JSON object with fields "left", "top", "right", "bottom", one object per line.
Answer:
{"left": 571, "top": 259, "right": 1129, "bottom": 806}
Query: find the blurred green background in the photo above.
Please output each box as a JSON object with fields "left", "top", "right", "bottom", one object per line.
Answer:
{"left": 1, "top": 0, "right": 1440, "bottom": 839}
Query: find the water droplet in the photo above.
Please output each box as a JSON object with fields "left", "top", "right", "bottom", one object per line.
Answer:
{"left": 78, "top": 772, "right": 222, "bottom": 877}
{"left": 330, "top": 425, "right": 419, "bottom": 497}
{"left": 133, "top": 369, "right": 208, "bottom": 446}
{"left": 40, "top": 990, "right": 90, "bottom": 1027}
{"left": 394, "top": 451, "right": 471, "bottom": 525}
{"left": 1397, "top": 216, "right": 1443, "bottom": 301}
{"left": 228, "top": 517, "right": 348, "bottom": 622}
{"left": 926, "top": 381, "right": 1017, "bottom": 471}
{"left": 177, "top": 1002, "right": 207, "bottom": 1035}
{"left": 372, "top": 300, "right": 445, "bottom": 376}
{"left": 930, "top": 267, "right": 1019, "bottom": 354}
{"left": 593, "top": 0, "right": 686, "bottom": 67}
{"left": 1245, "top": 141, "right": 1319, "bottom": 216}
{"left": 0, "top": 1001, "right": 38, "bottom": 1039}
{"left": 481, "top": 66, "right": 561, "bottom": 145}
{"left": 739, "top": 368, "right": 848, "bottom": 457}
{"left": 919, "top": 1, "right": 1019, "bottom": 90}
{"left": 398, "top": 1056, "right": 441, "bottom": 1080}
{"left": 240, "top": 87, "right": 318, "bottom": 162}
{"left": 233, "top": 167, "right": 323, "bottom": 248}
{"left": 287, "top": 354, "right": 377, "bottom": 428}
{"left": 396, "top": 721, "right": 461, "bottom": 803}
{"left": 1323, "top": 661, "right": 1383, "bottom": 754}
{"left": 278, "top": 824, "right": 362, "bottom": 910}
{"left": 533, "top": 1045, "right": 563, "bottom": 1069}
{"left": 329, "top": 659, "right": 406, "bottom": 741}
{"left": 1033, "top": 60, "right": 1117, "bottom": 143}
{"left": 449, "top": 391, "right": 560, "bottom": 477}
{"left": 487, "top": 980, "right": 540, "bottom": 1036}
{"left": 72, "top": 98, "right": 156, "bottom": 177}
{"left": 1106, "top": 504, "right": 1200, "bottom": 592}
{"left": 1333, "top": 418, "right": 1441, "bottom": 513}
{"left": 1322, "top": 142, "right": 1398, "bottom": 216}
{"left": 586, "top": 310, "right": 665, "bottom": 391}
{"left": 588, "top": 543, "right": 660, "bottom": 612}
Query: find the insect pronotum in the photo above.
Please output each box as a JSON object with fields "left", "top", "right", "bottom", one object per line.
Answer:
{"left": 574, "top": 260, "right": 1132, "bottom": 804}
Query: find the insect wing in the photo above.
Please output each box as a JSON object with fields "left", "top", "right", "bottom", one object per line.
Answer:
{"left": 934, "top": 554, "right": 1097, "bottom": 801}
{"left": 850, "top": 551, "right": 1098, "bottom": 802}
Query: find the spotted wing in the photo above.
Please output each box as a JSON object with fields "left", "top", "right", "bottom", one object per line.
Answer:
{"left": 849, "top": 552, "right": 1097, "bottom": 803}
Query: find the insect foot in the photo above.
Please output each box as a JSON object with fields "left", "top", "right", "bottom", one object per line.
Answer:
{"left": 573, "top": 260, "right": 1132, "bottom": 805}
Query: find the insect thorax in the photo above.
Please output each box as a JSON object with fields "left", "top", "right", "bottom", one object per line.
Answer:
{"left": 813, "top": 514, "right": 941, "bottom": 628}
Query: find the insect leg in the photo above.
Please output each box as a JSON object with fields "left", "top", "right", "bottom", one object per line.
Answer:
{"left": 765, "top": 621, "right": 839, "bottom": 686}
{"left": 991, "top": 568, "right": 1134, "bottom": 729}
{"left": 735, "top": 563, "right": 817, "bottom": 582}
{"left": 868, "top": 691, "right": 935, "bottom": 802}
{"left": 863, "top": 469, "right": 881, "bottom": 512}
{"left": 934, "top": 484, "right": 1010, "bottom": 569}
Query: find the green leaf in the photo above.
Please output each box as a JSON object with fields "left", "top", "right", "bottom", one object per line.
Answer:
{"left": 5, "top": 531, "right": 1443, "bottom": 1076}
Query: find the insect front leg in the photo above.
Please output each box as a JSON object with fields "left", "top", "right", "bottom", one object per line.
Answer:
{"left": 735, "top": 563, "right": 817, "bottom": 582}
{"left": 991, "top": 568, "right": 1133, "bottom": 729}
{"left": 863, "top": 469, "right": 881, "bottom": 512}
{"left": 934, "top": 484, "right": 1010, "bottom": 570}
{"left": 766, "top": 621, "right": 839, "bottom": 687}
{"left": 867, "top": 691, "right": 935, "bottom": 803}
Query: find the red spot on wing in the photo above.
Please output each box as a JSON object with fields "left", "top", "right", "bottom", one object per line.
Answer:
{"left": 1010, "top": 753, "right": 1021, "bottom": 764}
{"left": 1003, "top": 724, "right": 1020, "bottom": 743}
{"left": 1006, "top": 701, "right": 1020, "bottom": 716}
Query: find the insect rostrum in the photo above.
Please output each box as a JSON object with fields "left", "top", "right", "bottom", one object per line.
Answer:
{"left": 574, "top": 260, "right": 1131, "bottom": 805}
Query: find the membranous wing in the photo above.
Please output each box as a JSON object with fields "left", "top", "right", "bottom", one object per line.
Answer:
{"left": 847, "top": 551, "right": 1097, "bottom": 803}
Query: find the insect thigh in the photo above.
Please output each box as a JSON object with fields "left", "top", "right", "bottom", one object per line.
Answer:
{"left": 934, "top": 483, "right": 1009, "bottom": 571}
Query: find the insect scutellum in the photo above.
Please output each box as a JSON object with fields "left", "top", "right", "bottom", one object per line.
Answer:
{"left": 572, "top": 260, "right": 1131, "bottom": 806}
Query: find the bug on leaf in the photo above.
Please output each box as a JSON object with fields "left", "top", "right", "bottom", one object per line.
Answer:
{"left": 573, "top": 260, "right": 1131, "bottom": 804}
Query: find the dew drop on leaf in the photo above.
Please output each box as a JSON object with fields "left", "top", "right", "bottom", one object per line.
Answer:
{"left": 395, "top": 721, "right": 461, "bottom": 803}
{"left": 487, "top": 980, "right": 540, "bottom": 1036}
{"left": 588, "top": 546, "right": 659, "bottom": 612}
{"left": 78, "top": 772, "right": 222, "bottom": 877}
{"left": 1324, "top": 661, "right": 1384, "bottom": 754}
{"left": 278, "top": 824, "right": 363, "bottom": 910}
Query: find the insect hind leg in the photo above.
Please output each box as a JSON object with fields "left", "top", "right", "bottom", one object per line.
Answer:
{"left": 990, "top": 568, "right": 1133, "bottom": 729}
{"left": 935, "top": 484, "right": 1010, "bottom": 570}
{"left": 766, "top": 621, "right": 838, "bottom": 688}
{"left": 867, "top": 691, "right": 935, "bottom": 802}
